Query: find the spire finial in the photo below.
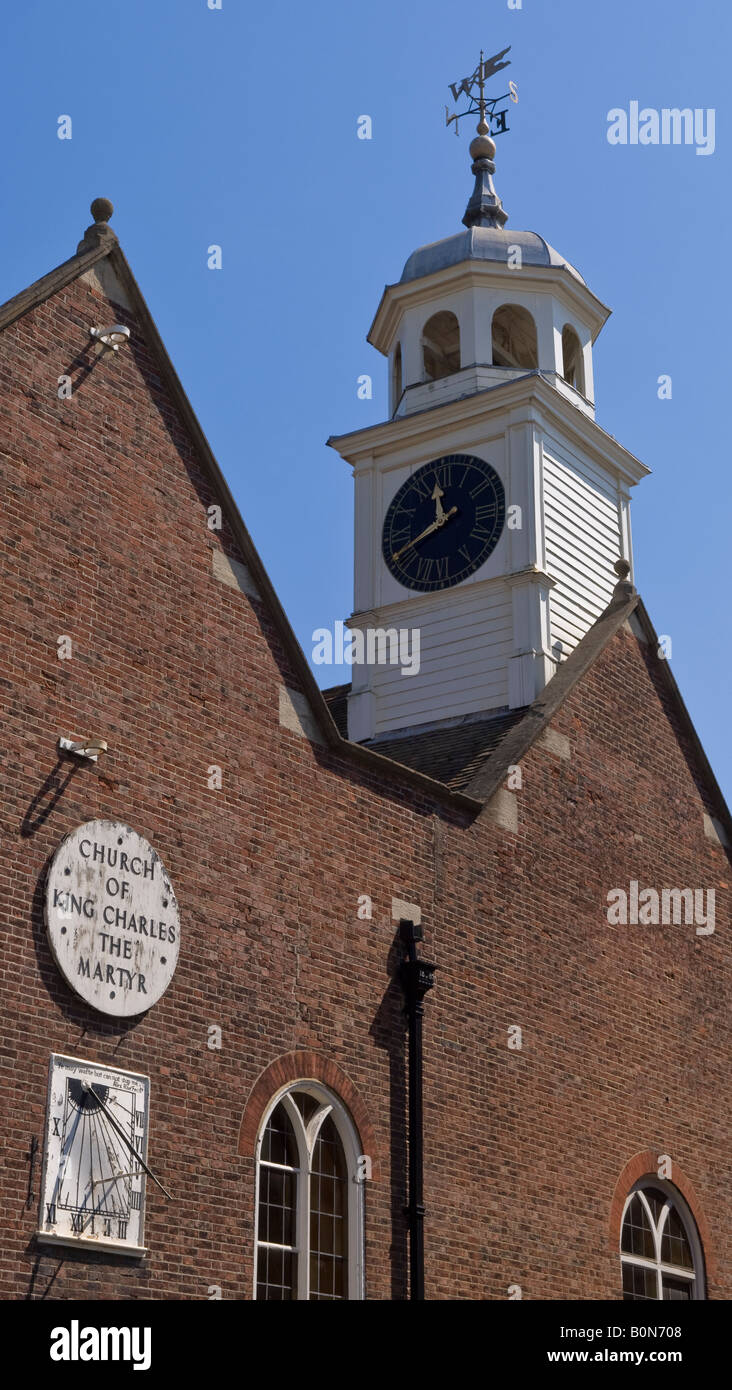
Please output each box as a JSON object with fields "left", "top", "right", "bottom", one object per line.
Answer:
{"left": 445, "top": 47, "right": 516, "bottom": 230}
{"left": 464, "top": 125, "right": 507, "bottom": 230}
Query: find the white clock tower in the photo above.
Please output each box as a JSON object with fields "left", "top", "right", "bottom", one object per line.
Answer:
{"left": 328, "top": 104, "right": 648, "bottom": 745}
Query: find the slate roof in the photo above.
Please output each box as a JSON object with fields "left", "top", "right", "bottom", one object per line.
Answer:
{"left": 322, "top": 690, "right": 526, "bottom": 792}
{"left": 322, "top": 684, "right": 350, "bottom": 738}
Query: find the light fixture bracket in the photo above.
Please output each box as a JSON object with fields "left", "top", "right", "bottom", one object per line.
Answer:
{"left": 58, "top": 735, "right": 108, "bottom": 764}
{"left": 90, "top": 324, "right": 130, "bottom": 352}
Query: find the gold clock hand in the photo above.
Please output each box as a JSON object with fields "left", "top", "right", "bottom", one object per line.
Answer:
{"left": 81, "top": 1082, "right": 172, "bottom": 1200}
{"left": 432, "top": 481, "right": 446, "bottom": 522}
{"left": 391, "top": 506, "right": 458, "bottom": 561}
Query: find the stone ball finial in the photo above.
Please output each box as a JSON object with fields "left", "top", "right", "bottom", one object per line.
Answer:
{"left": 612, "top": 556, "right": 636, "bottom": 603}
{"left": 90, "top": 197, "right": 114, "bottom": 225}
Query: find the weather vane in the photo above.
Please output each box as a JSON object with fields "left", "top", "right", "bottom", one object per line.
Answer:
{"left": 445, "top": 46, "right": 518, "bottom": 138}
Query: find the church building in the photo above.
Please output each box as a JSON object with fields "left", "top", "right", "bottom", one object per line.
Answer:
{"left": 1, "top": 99, "right": 729, "bottom": 1301}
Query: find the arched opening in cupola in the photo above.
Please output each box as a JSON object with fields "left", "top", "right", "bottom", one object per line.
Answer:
{"left": 421, "top": 311, "right": 461, "bottom": 382}
{"left": 392, "top": 342, "right": 402, "bottom": 411}
{"left": 561, "top": 324, "right": 585, "bottom": 394}
{"left": 491, "top": 304, "right": 538, "bottom": 370}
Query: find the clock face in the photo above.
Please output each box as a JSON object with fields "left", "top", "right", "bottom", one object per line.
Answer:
{"left": 38, "top": 1054, "right": 150, "bottom": 1256}
{"left": 382, "top": 452, "right": 506, "bottom": 592}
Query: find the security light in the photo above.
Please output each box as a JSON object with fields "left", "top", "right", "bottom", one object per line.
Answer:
{"left": 89, "top": 324, "right": 130, "bottom": 352}
{"left": 58, "top": 735, "right": 109, "bottom": 763}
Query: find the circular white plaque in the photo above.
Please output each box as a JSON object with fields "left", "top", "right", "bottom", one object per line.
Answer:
{"left": 45, "top": 820, "right": 181, "bottom": 1017}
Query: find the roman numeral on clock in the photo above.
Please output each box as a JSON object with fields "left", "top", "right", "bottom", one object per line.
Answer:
{"left": 411, "top": 476, "right": 433, "bottom": 501}
{"left": 71, "top": 1212, "right": 85, "bottom": 1233}
{"left": 45, "top": 1202, "right": 56, "bottom": 1225}
{"left": 52, "top": 1117, "right": 61, "bottom": 1137}
{"left": 118, "top": 1219, "right": 129, "bottom": 1239}
{"left": 416, "top": 557, "right": 448, "bottom": 583}
{"left": 415, "top": 556, "right": 449, "bottom": 583}
{"left": 475, "top": 504, "right": 497, "bottom": 522}
{"left": 129, "top": 1189, "right": 142, "bottom": 1210}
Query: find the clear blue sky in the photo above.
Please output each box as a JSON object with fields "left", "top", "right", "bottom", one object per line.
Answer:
{"left": 2, "top": 0, "right": 730, "bottom": 800}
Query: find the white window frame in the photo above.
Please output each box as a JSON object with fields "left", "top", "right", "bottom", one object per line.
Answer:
{"left": 620, "top": 1178, "right": 705, "bottom": 1300}
{"left": 254, "top": 1081, "right": 365, "bottom": 1300}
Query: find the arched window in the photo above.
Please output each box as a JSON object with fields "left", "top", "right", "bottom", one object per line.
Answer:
{"left": 620, "top": 1181, "right": 705, "bottom": 1300}
{"left": 491, "top": 304, "right": 538, "bottom": 369}
{"left": 254, "top": 1083, "right": 364, "bottom": 1300}
{"left": 561, "top": 324, "right": 585, "bottom": 393}
{"left": 392, "top": 342, "right": 402, "bottom": 411}
{"left": 421, "top": 311, "right": 460, "bottom": 381}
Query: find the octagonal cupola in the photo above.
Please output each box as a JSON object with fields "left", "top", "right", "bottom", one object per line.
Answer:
{"left": 371, "top": 128, "right": 610, "bottom": 423}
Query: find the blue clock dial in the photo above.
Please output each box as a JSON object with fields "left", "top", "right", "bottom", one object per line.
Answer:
{"left": 382, "top": 453, "right": 505, "bottom": 592}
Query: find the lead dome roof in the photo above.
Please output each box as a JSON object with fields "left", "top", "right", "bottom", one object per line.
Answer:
{"left": 400, "top": 226, "right": 585, "bottom": 286}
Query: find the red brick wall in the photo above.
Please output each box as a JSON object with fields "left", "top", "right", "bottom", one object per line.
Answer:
{"left": 0, "top": 265, "right": 729, "bottom": 1300}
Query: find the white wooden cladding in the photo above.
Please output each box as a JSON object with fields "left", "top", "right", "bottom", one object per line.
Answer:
{"left": 359, "top": 585, "right": 513, "bottom": 735}
{"left": 542, "top": 439, "right": 622, "bottom": 657}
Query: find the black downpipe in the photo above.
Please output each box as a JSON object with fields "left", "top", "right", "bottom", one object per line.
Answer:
{"left": 399, "top": 919, "right": 437, "bottom": 1301}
